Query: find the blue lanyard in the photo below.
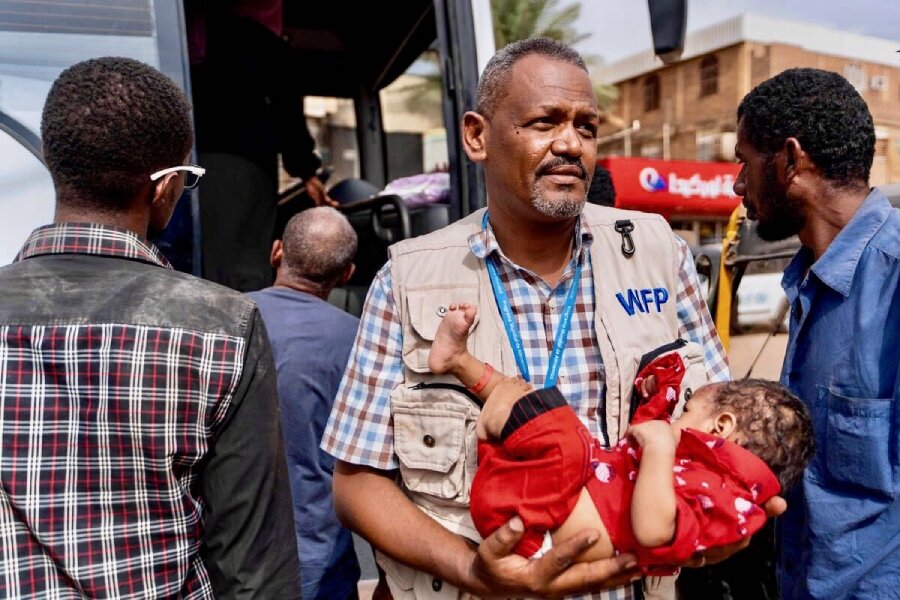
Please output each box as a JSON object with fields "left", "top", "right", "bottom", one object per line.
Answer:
{"left": 481, "top": 212, "right": 582, "bottom": 388}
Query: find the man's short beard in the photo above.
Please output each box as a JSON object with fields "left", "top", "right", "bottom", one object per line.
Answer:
{"left": 756, "top": 158, "right": 804, "bottom": 242}
{"left": 530, "top": 185, "right": 586, "bottom": 219}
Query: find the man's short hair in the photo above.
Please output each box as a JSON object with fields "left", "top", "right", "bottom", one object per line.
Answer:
{"left": 281, "top": 207, "right": 358, "bottom": 286}
{"left": 587, "top": 164, "right": 616, "bottom": 207}
{"left": 711, "top": 379, "right": 814, "bottom": 491}
{"left": 475, "top": 38, "right": 588, "bottom": 118}
{"left": 41, "top": 57, "right": 193, "bottom": 211}
{"left": 737, "top": 68, "right": 875, "bottom": 187}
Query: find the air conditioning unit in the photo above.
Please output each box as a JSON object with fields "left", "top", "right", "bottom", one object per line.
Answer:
{"left": 870, "top": 75, "right": 887, "bottom": 91}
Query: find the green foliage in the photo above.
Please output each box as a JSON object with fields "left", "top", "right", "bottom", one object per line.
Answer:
{"left": 401, "top": 0, "right": 619, "bottom": 114}
{"left": 491, "top": 0, "right": 617, "bottom": 111}
{"left": 491, "top": 0, "right": 588, "bottom": 48}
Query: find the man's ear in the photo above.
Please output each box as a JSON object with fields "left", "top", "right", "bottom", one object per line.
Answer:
{"left": 714, "top": 411, "right": 738, "bottom": 439}
{"left": 339, "top": 262, "right": 356, "bottom": 286}
{"left": 270, "top": 239, "right": 283, "bottom": 269}
{"left": 782, "top": 137, "right": 811, "bottom": 184}
{"left": 149, "top": 172, "right": 183, "bottom": 214}
{"left": 462, "top": 111, "right": 488, "bottom": 163}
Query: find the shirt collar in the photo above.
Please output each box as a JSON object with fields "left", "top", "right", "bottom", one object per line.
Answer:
{"left": 15, "top": 223, "right": 172, "bottom": 269}
{"left": 783, "top": 189, "right": 893, "bottom": 298}
{"left": 467, "top": 214, "right": 594, "bottom": 264}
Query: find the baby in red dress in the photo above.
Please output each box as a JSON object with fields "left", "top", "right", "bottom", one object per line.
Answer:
{"left": 429, "top": 303, "right": 814, "bottom": 573}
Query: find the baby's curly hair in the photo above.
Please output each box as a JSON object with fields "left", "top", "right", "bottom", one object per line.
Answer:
{"left": 711, "top": 379, "right": 814, "bottom": 491}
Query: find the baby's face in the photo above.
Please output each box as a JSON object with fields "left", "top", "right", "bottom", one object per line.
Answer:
{"left": 671, "top": 383, "right": 723, "bottom": 436}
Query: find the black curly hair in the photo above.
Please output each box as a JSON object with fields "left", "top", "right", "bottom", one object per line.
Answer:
{"left": 711, "top": 379, "right": 814, "bottom": 492}
{"left": 587, "top": 163, "right": 617, "bottom": 207}
{"left": 41, "top": 56, "right": 193, "bottom": 211}
{"left": 737, "top": 68, "right": 875, "bottom": 188}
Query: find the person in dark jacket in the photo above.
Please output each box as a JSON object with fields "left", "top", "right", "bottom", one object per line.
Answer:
{"left": 0, "top": 56, "right": 300, "bottom": 599}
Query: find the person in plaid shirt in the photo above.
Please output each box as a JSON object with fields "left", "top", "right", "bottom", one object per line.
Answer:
{"left": 322, "top": 39, "right": 785, "bottom": 600}
{"left": 0, "top": 57, "right": 299, "bottom": 598}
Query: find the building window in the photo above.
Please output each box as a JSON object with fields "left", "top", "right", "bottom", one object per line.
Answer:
{"left": 643, "top": 74, "right": 660, "bottom": 112}
{"left": 843, "top": 63, "right": 867, "bottom": 93}
{"left": 699, "top": 55, "right": 719, "bottom": 97}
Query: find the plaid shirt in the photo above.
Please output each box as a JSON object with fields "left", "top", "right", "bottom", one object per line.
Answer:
{"left": 1, "top": 223, "right": 299, "bottom": 599}
{"left": 322, "top": 218, "right": 727, "bottom": 600}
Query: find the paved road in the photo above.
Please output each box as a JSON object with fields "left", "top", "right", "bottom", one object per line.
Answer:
{"left": 727, "top": 331, "right": 789, "bottom": 381}
{"left": 354, "top": 533, "right": 378, "bottom": 579}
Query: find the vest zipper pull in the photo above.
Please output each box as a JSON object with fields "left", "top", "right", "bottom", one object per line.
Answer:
{"left": 614, "top": 220, "right": 636, "bottom": 257}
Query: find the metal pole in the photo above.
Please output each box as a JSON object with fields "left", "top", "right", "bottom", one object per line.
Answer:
{"left": 663, "top": 122, "right": 671, "bottom": 160}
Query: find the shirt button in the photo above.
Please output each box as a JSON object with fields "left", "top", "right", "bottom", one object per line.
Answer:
{"left": 423, "top": 435, "right": 436, "bottom": 448}
{"left": 432, "top": 578, "right": 443, "bottom": 592}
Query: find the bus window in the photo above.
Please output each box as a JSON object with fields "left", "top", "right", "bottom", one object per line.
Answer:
{"left": 380, "top": 52, "right": 448, "bottom": 180}
{"left": 0, "top": 128, "right": 53, "bottom": 263}
{"left": 0, "top": 0, "right": 193, "bottom": 267}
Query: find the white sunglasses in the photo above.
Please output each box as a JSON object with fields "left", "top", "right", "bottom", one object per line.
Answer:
{"left": 150, "top": 164, "right": 206, "bottom": 190}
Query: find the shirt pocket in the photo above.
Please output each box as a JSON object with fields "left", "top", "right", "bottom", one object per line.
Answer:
{"left": 401, "top": 286, "right": 479, "bottom": 373}
{"left": 393, "top": 395, "right": 477, "bottom": 505}
{"left": 820, "top": 385, "right": 894, "bottom": 499}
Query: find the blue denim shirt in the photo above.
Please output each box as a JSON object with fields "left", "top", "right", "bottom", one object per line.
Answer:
{"left": 247, "top": 287, "right": 362, "bottom": 600}
{"left": 777, "top": 190, "right": 900, "bottom": 599}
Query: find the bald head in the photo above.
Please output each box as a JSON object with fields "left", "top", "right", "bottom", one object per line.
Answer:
{"left": 280, "top": 207, "right": 358, "bottom": 287}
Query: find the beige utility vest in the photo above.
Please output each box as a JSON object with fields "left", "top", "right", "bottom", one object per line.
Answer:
{"left": 381, "top": 205, "right": 683, "bottom": 599}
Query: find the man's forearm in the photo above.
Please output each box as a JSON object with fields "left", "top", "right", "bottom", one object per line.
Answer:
{"left": 333, "top": 461, "right": 489, "bottom": 595}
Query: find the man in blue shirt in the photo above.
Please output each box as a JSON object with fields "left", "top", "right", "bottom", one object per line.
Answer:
{"left": 248, "top": 207, "right": 362, "bottom": 600}
{"left": 734, "top": 68, "right": 900, "bottom": 599}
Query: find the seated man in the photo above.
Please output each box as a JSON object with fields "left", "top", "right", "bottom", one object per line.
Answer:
{"left": 429, "top": 303, "right": 814, "bottom": 572}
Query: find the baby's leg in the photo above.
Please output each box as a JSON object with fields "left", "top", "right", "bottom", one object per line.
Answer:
{"left": 428, "top": 302, "right": 478, "bottom": 377}
{"left": 552, "top": 489, "right": 615, "bottom": 562}
{"left": 428, "top": 303, "right": 503, "bottom": 399}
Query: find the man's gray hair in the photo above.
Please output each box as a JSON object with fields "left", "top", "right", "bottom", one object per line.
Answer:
{"left": 475, "top": 38, "right": 588, "bottom": 118}
{"left": 281, "top": 207, "right": 358, "bottom": 285}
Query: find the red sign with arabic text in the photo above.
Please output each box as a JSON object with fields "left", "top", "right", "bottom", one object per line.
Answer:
{"left": 600, "top": 156, "right": 742, "bottom": 218}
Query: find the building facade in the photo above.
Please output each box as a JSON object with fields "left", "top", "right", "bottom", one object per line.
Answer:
{"left": 597, "top": 14, "right": 900, "bottom": 186}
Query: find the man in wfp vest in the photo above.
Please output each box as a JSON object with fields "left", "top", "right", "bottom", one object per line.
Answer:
{"left": 322, "top": 38, "right": 785, "bottom": 600}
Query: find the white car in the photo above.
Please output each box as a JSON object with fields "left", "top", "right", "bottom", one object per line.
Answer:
{"left": 735, "top": 258, "right": 791, "bottom": 332}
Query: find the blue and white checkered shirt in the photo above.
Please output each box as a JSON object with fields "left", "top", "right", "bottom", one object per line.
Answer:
{"left": 322, "top": 217, "right": 728, "bottom": 600}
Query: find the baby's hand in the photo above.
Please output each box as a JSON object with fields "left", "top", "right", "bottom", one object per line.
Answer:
{"left": 476, "top": 376, "right": 532, "bottom": 440}
{"left": 638, "top": 374, "right": 658, "bottom": 399}
{"left": 627, "top": 421, "right": 677, "bottom": 454}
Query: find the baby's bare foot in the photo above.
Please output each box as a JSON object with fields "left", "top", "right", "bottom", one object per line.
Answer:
{"left": 428, "top": 303, "right": 477, "bottom": 374}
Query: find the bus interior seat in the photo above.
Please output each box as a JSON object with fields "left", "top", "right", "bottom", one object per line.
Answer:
{"left": 409, "top": 203, "right": 449, "bottom": 237}
{"left": 327, "top": 190, "right": 450, "bottom": 317}
{"left": 329, "top": 177, "right": 381, "bottom": 205}
{"left": 328, "top": 193, "right": 407, "bottom": 316}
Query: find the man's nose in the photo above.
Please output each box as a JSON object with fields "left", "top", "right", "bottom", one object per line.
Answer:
{"left": 550, "top": 125, "right": 584, "bottom": 157}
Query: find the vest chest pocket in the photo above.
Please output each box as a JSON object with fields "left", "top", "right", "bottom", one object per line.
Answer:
{"left": 392, "top": 390, "right": 479, "bottom": 506}
{"left": 401, "top": 286, "right": 479, "bottom": 373}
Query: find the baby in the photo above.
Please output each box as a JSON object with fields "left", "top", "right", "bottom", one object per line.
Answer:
{"left": 428, "top": 303, "right": 814, "bottom": 573}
